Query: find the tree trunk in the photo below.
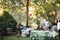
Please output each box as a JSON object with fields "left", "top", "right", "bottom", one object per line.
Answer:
{"left": 26, "top": 0, "right": 29, "bottom": 27}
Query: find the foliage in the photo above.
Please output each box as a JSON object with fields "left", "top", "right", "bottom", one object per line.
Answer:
{"left": 0, "top": 0, "right": 60, "bottom": 27}
{"left": 33, "top": 0, "right": 60, "bottom": 24}
{"left": 0, "top": 11, "right": 17, "bottom": 29}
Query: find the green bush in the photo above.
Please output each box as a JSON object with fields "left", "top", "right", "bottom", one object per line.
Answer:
{"left": 0, "top": 11, "right": 17, "bottom": 31}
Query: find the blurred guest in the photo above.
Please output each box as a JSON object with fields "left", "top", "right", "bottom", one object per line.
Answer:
{"left": 16, "top": 23, "right": 22, "bottom": 38}
{"left": 36, "top": 25, "right": 44, "bottom": 30}
{"left": 51, "top": 20, "right": 57, "bottom": 31}
{"left": 57, "top": 20, "right": 60, "bottom": 31}
{"left": 57, "top": 20, "right": 60, "bottom": 37}
{"left": 43, "top": 19, "right": 51, "bottom": 31}
{"left": 25, "top": 26, "right": 31, "bottom": 37}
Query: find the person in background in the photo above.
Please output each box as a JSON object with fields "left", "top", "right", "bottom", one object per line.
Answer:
{"left": 57, "top": 20, "right": 60, "bottom": 38}
{"left": 51, "top": 20, "right": 57, "bottom": 31}
{"left": 43, "top": 19, "right": 51, "bottom": 31}
{"left": 36, "top": 25, "right": 44, "bottom": 30}
{"left": 16, "top": 23, "right": 21, "bottom": 38}
{"left": 36, "top": 25, "right": 40, "bottom": 30}
{"left": 25, "top": 26, "right": 31, "bottom": 37}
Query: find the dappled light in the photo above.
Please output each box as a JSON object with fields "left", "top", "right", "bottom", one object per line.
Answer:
{"left": 0, "top": 0, "right": 60, "bottom": 40}
{"left": 0, "top": 8, "right": 4, "bottom": 16}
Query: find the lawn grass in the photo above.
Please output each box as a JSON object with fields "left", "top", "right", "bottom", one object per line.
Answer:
{"left": 4, "top": 36, "right": 30, "bottom": 40}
